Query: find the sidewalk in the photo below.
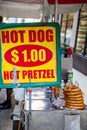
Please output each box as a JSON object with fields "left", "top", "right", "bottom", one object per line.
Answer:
{"left": 0, "top": 89, "right": 12, "bottom": 130}
{"left": 0, "top": 109, "right": 12, "bottom": 130}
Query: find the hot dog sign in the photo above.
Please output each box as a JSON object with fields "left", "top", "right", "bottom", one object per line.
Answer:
{"left": 0, "top": 22, "right": 61, "bottom": 88}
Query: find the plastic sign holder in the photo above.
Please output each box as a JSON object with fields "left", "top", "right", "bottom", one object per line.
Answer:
{"left": 0, "top": 22, "right": 61, "bottom": 88}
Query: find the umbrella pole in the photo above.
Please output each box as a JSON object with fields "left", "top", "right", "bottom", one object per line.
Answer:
{"left": 54, "top": 0, "right": 58, "bottom": 22}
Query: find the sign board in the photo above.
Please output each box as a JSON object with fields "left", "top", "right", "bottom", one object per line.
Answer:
{"left": 0, "top": 22, "right": 61, "bottom": 88}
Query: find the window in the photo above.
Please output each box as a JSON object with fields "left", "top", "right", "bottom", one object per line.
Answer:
{"left": 61, "top": 13, "right": 74, "bottom": 46}
{"left": 75, "top": 9, "right": 87, "bottom": 56}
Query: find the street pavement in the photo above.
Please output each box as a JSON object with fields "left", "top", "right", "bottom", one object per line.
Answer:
{"left": 0, "top": 89, "right": 12, "bottom": 130}
{"left": 0, "top": 109, "right": 12, "bottom": 130}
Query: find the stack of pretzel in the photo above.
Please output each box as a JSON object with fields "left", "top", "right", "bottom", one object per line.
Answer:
{"left": 63, "top": 85, "right": 85, "bottom": 110}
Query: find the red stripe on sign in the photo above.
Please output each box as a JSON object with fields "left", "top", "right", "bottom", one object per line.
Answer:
{"left": 48, "top": 0, "right": 87, "bottom": 4}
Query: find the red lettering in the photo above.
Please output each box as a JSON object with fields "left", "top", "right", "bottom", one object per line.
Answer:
{"left": 16, "top": 71, "right": 20, "bottom": 79}
{"left": 4, "top": 71, "right": 14, "bottom": 80}
{"left": 42, "top": 70, "right": 47, "bottom": 78}
{"left": 28, "top": 29, "right": 53, "bottom": 43}
{"left": 34, "top": 70, "right": 38, "bottom": 79}
{"left": 11, "top": 30, "right": 18, "bottom": 43}
{"left": 18, "top": 30, "right": 25, "bottom": 43}
{"left": 10, "top": 71, "right": 13, "bottom": 79}
{"left": 2, "top": 30, "right": 25, "bottom": 43}
{"left": 46, "top": 29, "right": 53, "bottom": 42}
{"left": 2, "top": 31, "right": 9, "bottom": 43}
{"left": 2, "top": 29, "right": 54, "bottom": 44}
{"left": 29, "top": 30, "right": 36, "bottom": 42}
{"left": 47, "top": 70, "right": 51, "bottom": 78}
{"left": 38, "top": 30, "right": 44, "bottom": 42}
{"left": 51, "top": 70, "right": 55, "bottom": 78}
{"left": 22, "top": 70, "right": 27, "bottom": 79}
{"left": 4, "top": 71, "right": 9, "bottom": 80}
{"left": 28, "top": 70, "right": 33, "bottom": 79}
{"left": 38, "top": 70, "right": 42, "bottom": 78}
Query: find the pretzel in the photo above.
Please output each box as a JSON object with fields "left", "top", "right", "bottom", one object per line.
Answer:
{"left": 65, "top": 97, "right": 84, "bottom": 101}
{"left": 64, "top": 85, "right": 82, "bottom": 92}
{"left": 65, "top": 94, "right": 83, "bottom": 98}
{"left": 64, "top": 90, "right": 82, "bottom": 95}
{"left": 65, "top": 104, "right": 84, "bottom": 110}
{"left": 65, "top": 99, "right": 84, "bottom": 104}
{"left": 63, "top": 85, "right": 84, "bottom": 110}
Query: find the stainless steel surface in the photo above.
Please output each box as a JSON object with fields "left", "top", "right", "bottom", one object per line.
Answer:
{"left": 25, "top": 87, "right": 52, "bottom": 111}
